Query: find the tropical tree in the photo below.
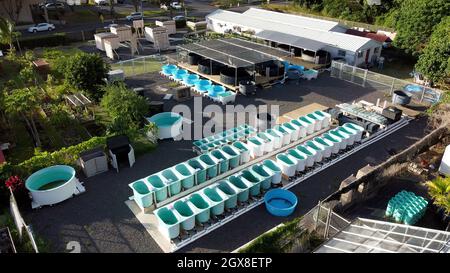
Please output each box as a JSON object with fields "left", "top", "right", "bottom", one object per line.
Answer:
{"left": 393, "top": 0, "right": 450, "bottom": 56}
{"left": 415, "top": 17, "right": 450, "bottom": 85}
{"left": 100, "top": 82, "right": 148, "bottom": 125}
{"left": 427, "top": 176, "right": 450, "bottom": 200}
{"left": 63, "top": 52, "right": 110, "bottom": 101}
{"left": 4, "top": 87, "right": 42, "bottom": 147}
{"left": 0, "top": 17, "right": 20, "bottom": 54}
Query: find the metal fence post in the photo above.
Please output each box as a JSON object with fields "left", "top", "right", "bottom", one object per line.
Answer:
{"left": 363, "top": 69, "right": 368, "bottom": 87}
{"left": 324, "top": 207, "right": 332, "bottom": 239}
{"left": 420, "top": 86, "right": 425, "bottom": 103}
{"left": 390, "top": 78, "right": 395, "bottom": 95}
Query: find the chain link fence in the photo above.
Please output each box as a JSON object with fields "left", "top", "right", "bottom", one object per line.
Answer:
{"left": 330, "top": 61, "right": 442, "bottom": 105}
{"left": 110, "top": 54, "right": 167, "bottom": 78}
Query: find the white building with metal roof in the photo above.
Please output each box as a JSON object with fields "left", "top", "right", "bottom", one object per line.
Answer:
{"left": 206, "top": 9, "right": 382, "bottom": 67}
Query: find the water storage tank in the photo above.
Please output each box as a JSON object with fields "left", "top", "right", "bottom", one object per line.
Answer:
{"left": 392, "top": 90, "right": 411, "bottom": 105}
{"left": 187, "top": 53, "right": 201, "bottom": 65}
{"left": 239, "top": 80, "right": 256, "bottom": 96}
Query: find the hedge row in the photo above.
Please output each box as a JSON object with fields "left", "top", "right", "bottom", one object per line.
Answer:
{"left": 0, "top": 136, "right": 106, "bottom": 181}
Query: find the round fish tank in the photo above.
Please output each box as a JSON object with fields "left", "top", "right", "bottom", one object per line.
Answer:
{"left": 25, "top": 165, "right": 78, "bottom": 207}
{"left": 264, "top": 189, "right": 298, "bottom": 217}
{"left": 173, "top": 69, "right": 188, "bottom": 81}
{"left": 162, "top": 64, "right": 177, "bottom": 76}
{"left": 195, "top": 79, "right": 212, "bottom": 93}
{"left": 147, "top": 112, "right": 183, "bottom": 140}
{"left": 182, "top": 74, "right": 200, "bottom": 86}
{"left": 208, "top": 85, "right": 226, "bottom": 97}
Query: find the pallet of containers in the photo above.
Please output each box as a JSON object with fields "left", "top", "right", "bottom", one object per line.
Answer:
{"left": 385, "top": 191, "right": 428, "bottom": 225}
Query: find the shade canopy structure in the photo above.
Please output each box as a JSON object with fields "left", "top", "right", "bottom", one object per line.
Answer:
{"left": 314, "top": 218, "right": 450, "bottom": 253}
{"left": 177, "top": 38, "right": 291, "bottom": 68}
{"left": 254, "top": 30, "right": 325, "bottom": 52}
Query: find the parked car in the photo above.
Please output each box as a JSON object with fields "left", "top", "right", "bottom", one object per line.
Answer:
{"left": 39, "top": 2, "right": 65, "bottom": 10}
{"left": 172, "top": 15, "right": 185, "bottom": 21}
{"left": 94, "top": 0, "right": 107, "bottom": 5}
{"left": 126, "top": 12, "right": 143, "bottom": 21}
{"left": 103, "top": 23, "right": 118, "bottom": 30}
{"left": 171, "top": 2, "right": 183, "bottom": 9}
{"left": 28, "top": 23, "right": 56, "bottom": 33}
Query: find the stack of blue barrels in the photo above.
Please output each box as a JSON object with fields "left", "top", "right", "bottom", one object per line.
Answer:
{"left": 385, "top": 191, "right": 428, "bottom": 225}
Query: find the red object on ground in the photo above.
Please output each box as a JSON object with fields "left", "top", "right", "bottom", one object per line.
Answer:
{"left": 0, "top": 149, "right": 5, "bottom": 164}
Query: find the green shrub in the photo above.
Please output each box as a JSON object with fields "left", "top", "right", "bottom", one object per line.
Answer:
{"left": 64, "top": 52, "right": 110, "bottom": 101}
{"left": 17, "top": 33, "right": 68, "bottom": 49}
{"left": 237, "top": 217, "right": 322, "bottom": 253}
{"left": 101, "top": 83, "right": 148, "bottom": 127}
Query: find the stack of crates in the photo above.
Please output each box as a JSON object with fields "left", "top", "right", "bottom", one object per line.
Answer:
{"left": 385, "top": 191, "right": 428, "bottom": 225}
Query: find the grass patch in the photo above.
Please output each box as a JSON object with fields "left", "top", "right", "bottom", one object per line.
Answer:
{"left": 0, "top": 209, "right": 51, "bottom": 253}
{"left": 8, "top": 122, "right": 35, "bottom": 164}
{"left": 111, "top": 58, "right": 161, "bottom": 77}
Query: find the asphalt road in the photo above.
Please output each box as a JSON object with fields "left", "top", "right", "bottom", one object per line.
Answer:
{"left": 19, "top": 0, "right": 267, "bottom": 38}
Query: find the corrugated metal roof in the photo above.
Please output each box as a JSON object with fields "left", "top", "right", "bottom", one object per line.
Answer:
{"left": 243, "top": 8, "right": 341, "bottom": 32}
{"left": 254, "top": 30, "right": 325, "bottom": 52}
{"left": 207, "top": 9, "right": 380, "bottom": 52}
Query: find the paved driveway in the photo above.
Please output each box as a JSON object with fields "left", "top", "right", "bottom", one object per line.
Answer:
{"left": 25, "top": 73, "right": 430, "bottom": 252}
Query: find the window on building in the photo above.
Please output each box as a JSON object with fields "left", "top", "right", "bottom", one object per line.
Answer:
{"left": 338, "top": 50, "right": 346, "bottom": 57}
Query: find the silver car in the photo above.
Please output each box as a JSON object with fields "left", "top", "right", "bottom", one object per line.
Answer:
{"left": 28, "top": 23, "right": 56, "bottom": 33}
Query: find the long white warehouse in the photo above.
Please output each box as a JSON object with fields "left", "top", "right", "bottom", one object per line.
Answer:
{"left": 206, "top": 8, "right": 382, "bottom": 67}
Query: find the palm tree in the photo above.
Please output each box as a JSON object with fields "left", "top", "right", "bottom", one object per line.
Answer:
{"left": 427, "top": 176, "right": 450, "bottom": 201}
{"left": 0, "top": 17, "right": 20, "bottom": 54}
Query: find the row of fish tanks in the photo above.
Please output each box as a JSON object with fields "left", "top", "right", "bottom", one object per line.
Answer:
{"left": 128, "top": 108, "right": 369, "bottom": 245}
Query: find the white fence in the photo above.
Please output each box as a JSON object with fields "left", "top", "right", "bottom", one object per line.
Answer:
{"left": 330, "top": 61, "right": 442, "bottom": 105}
{"left": 9, "top": 189, "right": 39, "bottom": 253}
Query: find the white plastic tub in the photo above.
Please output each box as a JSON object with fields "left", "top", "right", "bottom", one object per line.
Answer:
{"left": 256, "top": 132, "right": 274, "bottom": 153}
{"left": 296, "top": 145, "right": 317, "bottom": 167}
{"left": 247, "top": 136, "right": 264, "bottom": 158}
{"left": 265, "top": 129, "right": 283, "bottom": 149}
{"left": 283, "top": 122, "right": 300, "bottom": 141}
{"left": 287, "top": 149, "right": 307, "bottom": 172}
{"left": 276, "top": 153, "right": 298, "bottom": 177}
